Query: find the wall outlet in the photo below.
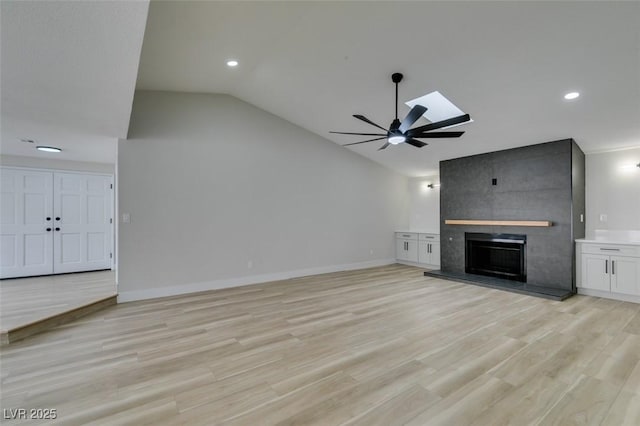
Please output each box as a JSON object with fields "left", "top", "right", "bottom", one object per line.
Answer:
{"left": 121, "top": 213, "right": 130, "bottom": 223}
{"left": 599, "top": 214, "right": 607, "bottom": 222}
{"left": 369, "top": 249, "right": 374, "bottom": 255}
{"left": 247, "top": 260, "right": 253, "bottom": 269}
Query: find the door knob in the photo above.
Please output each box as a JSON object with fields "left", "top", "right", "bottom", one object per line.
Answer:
{"left": 46, "top": 217, "right": 51, "bottom": 221}
{"left": 46, "top": 228, "right": 52, "bottom": 232}
{"left": 55, "top": 227, "right": 60, "bottom": 231}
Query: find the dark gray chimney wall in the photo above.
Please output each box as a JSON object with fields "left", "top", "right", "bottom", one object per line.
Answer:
{"left": 439, "top": 139, "right": 585, "bottom": 292}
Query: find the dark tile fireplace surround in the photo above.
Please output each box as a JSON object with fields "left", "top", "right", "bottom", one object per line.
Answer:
{"left": 424, "top": 139, "right": 585, "bottom": 300}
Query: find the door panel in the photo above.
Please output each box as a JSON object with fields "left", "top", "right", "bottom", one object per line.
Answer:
{"left": 581, "top": 254, "right": 610, "bottom": 291}
{"left": 611, "top": 256, "right": 640, "bottom": 296}
{"left": 87, "top": 232, "right": 105, "bottom": 261}
{"left": 418, "top": 241, "right": 429, "bottom": 264}
{"left": 0, "top": 169, "right": 54, "bottom": 278}
{"left": 1, "top": 235, "right": 16, "bottom": 267}
{"left": 53, "top": 173, "right": 112, "bottom": 273}
{"left": 406, "top": 240, "right": 419, "bottom": 262}
{"left": 396, "top": 239, "right": 407, "bottom": 261}
{"left": 430, "top": 242, "right": 441, "bottom": 267}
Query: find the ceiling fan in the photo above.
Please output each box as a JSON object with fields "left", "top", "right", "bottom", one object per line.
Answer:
{"left": 330, "top": 73, "right": 471, "bottom": 151}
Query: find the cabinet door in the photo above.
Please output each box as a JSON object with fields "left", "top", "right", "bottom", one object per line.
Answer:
{"left": 396, "top": 239, "right": 408, "bottom": 261}
{"left": 610, "top": 256, "right": 640, "bottom": 296}
{"left": 581, "top": 254, "right": 610, "bottom": 291}
{"left": 429, "top": 242, "right": 441, "bottom": 267}
{"left": 418, "top": 241, "right": 430, "bottom": 264}
{"left": 406, "top": 240, "right": 419, "bottom": 262}
{"left": 0, "top": 168, "right": 54, "bottom": 278}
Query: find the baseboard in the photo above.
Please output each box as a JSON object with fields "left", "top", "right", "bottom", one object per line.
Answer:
{"left": 577, "top": 287, "right": 640, "bottom": 304}
{"left": 396, "top": 260, "right": 437, "bottom": 269}
{"left": 117, "top": 258, "right": 396, "bottom": 303}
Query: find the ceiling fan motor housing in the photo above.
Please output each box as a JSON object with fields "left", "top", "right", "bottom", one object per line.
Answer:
{"left": 391, "top": 73, "right": 403, "bottom": 83}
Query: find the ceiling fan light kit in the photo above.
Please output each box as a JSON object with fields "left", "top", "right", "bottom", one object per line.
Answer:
{"left": 330, "top": 73, "right": 471, "bottom": 151}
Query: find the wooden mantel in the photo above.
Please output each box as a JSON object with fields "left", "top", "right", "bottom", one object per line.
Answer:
{"left": 445, "top": 220, "right": 553, "bottom": 227}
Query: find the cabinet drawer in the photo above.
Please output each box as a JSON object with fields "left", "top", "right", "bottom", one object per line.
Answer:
{"left": 419, "top": 233, "right": 439, "bottom": 241}
{"left": 396, "top": 232, "right": 418, "bottom": 240}
{"left": 581, "top": 244, "right": 640, "bottom": 257}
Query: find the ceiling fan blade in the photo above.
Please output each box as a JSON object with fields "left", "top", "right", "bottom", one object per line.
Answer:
{"left": 329, "top": 131, "right": 387, "bottom": 136}
{"left": 405, "top": 139, "right": 428, "bottom": 148}
{"left": 343, "top": 137, "right": 388, "bottom": 147}
{"left": 398, "top": 105, "right": 427, "bottom": 133}
{"left": 353, "top": 115, "right": 388, "bottom": 132}
{"left": 407, "top": 114, "right": 471, "bottom": 136}
{"left": 378, "top": 142, "right": 390, "bottom": 151}
{"left": 412, "top": 131, "right": 465, "bottom": 138}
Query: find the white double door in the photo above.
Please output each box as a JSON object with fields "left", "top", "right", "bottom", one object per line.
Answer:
{"left": 1, "top": 168, "right": 113, "bottom": 278}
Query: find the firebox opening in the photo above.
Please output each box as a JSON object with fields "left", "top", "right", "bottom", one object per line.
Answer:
{"left": 465, "top": 233, "right": 526, "bottom": 282}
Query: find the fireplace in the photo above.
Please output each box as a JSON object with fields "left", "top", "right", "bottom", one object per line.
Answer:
{"left": 465, "top": 233, "right": 527, "bottom": 282}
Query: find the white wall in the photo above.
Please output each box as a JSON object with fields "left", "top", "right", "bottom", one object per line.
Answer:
{"left": 585, "top": 148, "right": 640, "bottom": 238}
{"left": 407, "top": 176, "right": 441, "bottom": 232}
{"left": 0, "top": 154, "right": 114, "bottom": 174}
{"left": 117, "top": 91, "right": 408, "bottom": 301}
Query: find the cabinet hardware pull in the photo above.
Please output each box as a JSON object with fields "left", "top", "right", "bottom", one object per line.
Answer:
{"left": 46, "top": 228, "right": 52, "bottom": 232}
{"left": 46, "top": 217, "right": 51, "bottom": 221}
{"left": 612, "top": 260, "right": 615, "bottom": 275}
{"left": 600, "top": 248, "right": 620, "bottom": 251}
{"left": 605, "top": 260, "right": 608, "bottom": 274}
{"left": 55, "top": 227, "right": 60, "bottom": 231}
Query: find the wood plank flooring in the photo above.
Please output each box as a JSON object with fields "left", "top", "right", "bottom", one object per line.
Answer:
{"left": 0, "top": 270, "right": 116, "bottom": 331}
{"left": 1, "top": 264, "right": 640, "bottom": 425}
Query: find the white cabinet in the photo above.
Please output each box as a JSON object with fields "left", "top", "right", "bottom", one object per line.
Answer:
{"left": 418, "top": 236, "right": 440, "bottom": 267}
{"left": 396, "top": 233, "right": 418, "bottom": 262}
{"left": 396, "top": 232, "right": 439, "bottom": 266}
{"left": 578, "top": 242, "right": 640, "bottom": 301}
{"left": 0, "top": 167, "right": 113, "bottom": 279}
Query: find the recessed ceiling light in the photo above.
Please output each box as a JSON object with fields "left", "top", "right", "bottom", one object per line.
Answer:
{"left": 564, "top": 92, "right": 580, "bottom": 100}
{"left": 36, "top": 146, "right": 62, "bottom": 153}
{"left": 226, "top": 60, "right": 239, "bottom": 67}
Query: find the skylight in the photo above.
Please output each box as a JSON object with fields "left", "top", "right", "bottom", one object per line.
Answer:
{"left": 405, "top": 91, "right": 472, "bottom": 128}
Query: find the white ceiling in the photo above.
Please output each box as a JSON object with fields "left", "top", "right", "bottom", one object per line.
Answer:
{"left": 2, "top": 2, "right": 638, "bottom": 174}
{"left": 0, "top": 0, "right": 149, "bottom": 163}
{"left": 136, "top": 1, "right": 640, "bottom": 176}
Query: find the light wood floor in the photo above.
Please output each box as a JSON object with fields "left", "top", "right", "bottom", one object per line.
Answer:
{"left": 1, "top": 264, "right": 640, "bottom": 425}
{"left": 0, "top": 270, "right": 116, "bottom": 331}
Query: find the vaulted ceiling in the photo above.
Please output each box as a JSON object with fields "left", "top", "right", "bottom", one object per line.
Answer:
{"left": 2, "top": 1, "right": 639, "bottom": 175}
